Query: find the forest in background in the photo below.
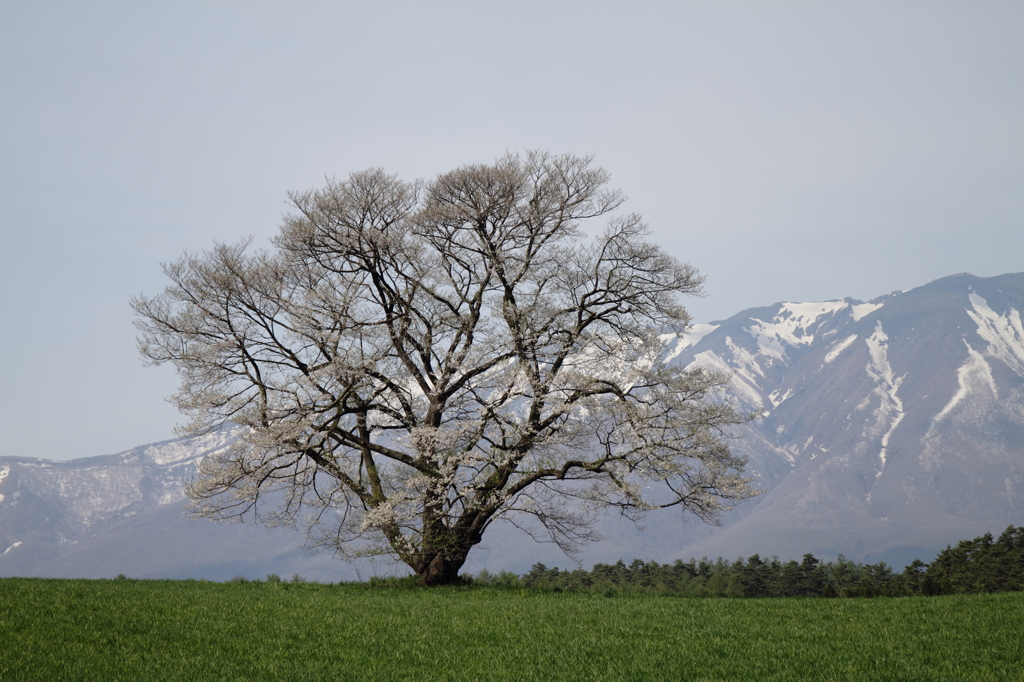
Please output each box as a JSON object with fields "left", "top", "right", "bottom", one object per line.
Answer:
{"left": 470, "top": 525, "right": 1024, "bottom": 598}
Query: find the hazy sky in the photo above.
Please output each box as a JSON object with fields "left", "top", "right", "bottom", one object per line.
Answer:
{"left": 2, "top": 2, "right": 1022, "bottom": 461}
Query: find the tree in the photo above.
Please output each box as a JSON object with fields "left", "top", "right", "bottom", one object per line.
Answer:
{"left": 132, "top": 151, "right": 757, "bottom": 586}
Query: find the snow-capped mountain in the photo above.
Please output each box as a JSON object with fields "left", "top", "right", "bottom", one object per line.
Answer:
{"left": 2, "top": 272, "right": 1022, "bottom": 578}
{"left": 0, "top": 428, "right": 373, "bottom": 581}
{"left": 655, "top": 271, "right": 1024, "bottom": 567}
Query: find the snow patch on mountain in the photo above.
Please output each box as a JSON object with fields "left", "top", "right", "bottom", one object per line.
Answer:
{"left": 746, "top": 301, "right": 848, "bottom": 354}
{"left": 727, "top": 337, "right": 766, "bottom": 379}
{"left": 690, "top": 347, "right": 764, "bottom": 409}
{"left": 824, "top": 335, "right": 858, "bottom": 363}
{"left": 48, "top": 467, "right": 148, "bottom": 524}
{"left": 0, "top": 465, "right": 8, "bottom": 504}
{"left": 934, "top": 342, "right": 998, "bottom": 423}
{"left": 920, "top": 341, "right": 999, "bottom": 472}
{"left": 769, "top": 389, "right": 793, "bottom": 407}
{"left": 851, "top": 302, "right": 883, "bottom": 322}
{"left": 661, "top": 324, "right": 720, "bottom": 362}
{"left": 967, "top": 292, "right": 1024, "bottom": 378}
{"left": 863, "top": 322, "right": 905, "bottom": 477}
{"left": 145, "top": 428, "right": 237, "bottom": 465}
{"left": 3, "top": 541, "right": 21, "bottom": 556}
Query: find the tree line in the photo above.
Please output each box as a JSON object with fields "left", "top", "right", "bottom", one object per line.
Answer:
{"left": 473, "top": 525, "right": 1024, "bottom": 597}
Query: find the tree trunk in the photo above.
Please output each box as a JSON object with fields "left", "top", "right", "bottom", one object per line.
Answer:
{"left": 410, "top": 507, "right": 485, "bottom": 586}
{"left": 410, "top": 526, "right": 482, "bottom": 586}
{"left": 412, "top": 551, "right": 470, "bottom": 586}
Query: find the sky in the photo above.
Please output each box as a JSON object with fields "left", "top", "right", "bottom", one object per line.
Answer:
{"left": 2, "top": 1, "right": 1022, "bottom": 461}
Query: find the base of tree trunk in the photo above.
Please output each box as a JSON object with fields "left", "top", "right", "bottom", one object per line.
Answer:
{"left": 415, "top": 552, "right": 469, "bottom": 587}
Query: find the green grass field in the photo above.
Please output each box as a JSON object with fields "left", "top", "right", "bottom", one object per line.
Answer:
{"left": 1, "top": 579, "right": 1021, "bottom": 681}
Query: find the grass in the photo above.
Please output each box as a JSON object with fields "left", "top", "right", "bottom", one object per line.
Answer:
{"left": 1, "top": 579, "right": 1022, "bottom": 681}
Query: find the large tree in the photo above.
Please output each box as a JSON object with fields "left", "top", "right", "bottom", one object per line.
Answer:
{"left": 133, "top": 152, "right": 756, "bottom": 585}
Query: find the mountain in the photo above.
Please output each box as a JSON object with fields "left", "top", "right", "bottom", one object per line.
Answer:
{"left": 0, "top": 429, "right": 383, "bottom": 581}
{"left": 2, "top": 272, "right": 1022, "bottom": 579}
{"left": 655, "top": 271, "right": 1024, "bottom": 567}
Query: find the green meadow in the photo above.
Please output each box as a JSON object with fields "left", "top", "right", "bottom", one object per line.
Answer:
{"left": 1, "top": 579, "right": 1021, "bottom": 681}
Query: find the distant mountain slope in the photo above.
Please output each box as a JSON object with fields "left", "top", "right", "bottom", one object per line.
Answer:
{"left": 2, "top": 272, "right": 1022, "bottom": 578}
{"left": 0, "top": 429, "right": 385, "bottom": 581}
{"left": 659, "top": 272, "right": 1024, "bottom": 567}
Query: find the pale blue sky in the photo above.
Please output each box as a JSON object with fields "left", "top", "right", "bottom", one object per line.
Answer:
{"left": 2, "top": 1, "right": 1022, "bottom": 461}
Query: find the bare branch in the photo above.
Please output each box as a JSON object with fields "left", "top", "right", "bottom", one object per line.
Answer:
{"left": 134, "top": 151, "right": 757, "bottom": 586}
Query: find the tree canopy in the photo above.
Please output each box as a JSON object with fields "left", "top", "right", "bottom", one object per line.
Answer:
{"left": 133, "top": 151, "right": 756, "bottom": 585}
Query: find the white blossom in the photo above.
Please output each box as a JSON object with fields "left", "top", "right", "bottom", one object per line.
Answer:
{"left": 134, "top": 152, "right": 757, "bottom": 584}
